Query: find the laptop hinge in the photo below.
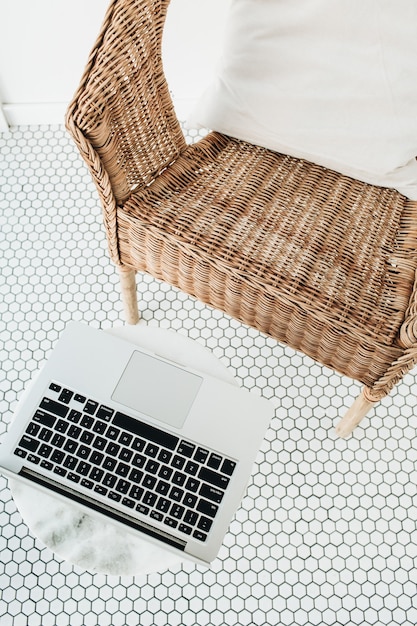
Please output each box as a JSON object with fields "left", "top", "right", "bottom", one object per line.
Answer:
{"left": 19, "top": 467, "right": 186, "bottom": 551}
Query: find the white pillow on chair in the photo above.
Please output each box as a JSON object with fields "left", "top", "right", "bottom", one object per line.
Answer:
{"left": 189, "top": 0, "right": 417, "bottom": 199}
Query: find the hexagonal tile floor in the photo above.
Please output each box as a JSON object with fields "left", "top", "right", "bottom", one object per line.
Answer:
{"left": 1, "top": 125, "right": 417, "bottom": 626}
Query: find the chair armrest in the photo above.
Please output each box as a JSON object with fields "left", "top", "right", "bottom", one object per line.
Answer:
{"left": 368, "top": 206, "right": 417, "bottom": 402}
{"left": 66, "top": 0, "right": 186, "bottom": 208}
{"left": 399, "top": 270, "right": 417, "bottom": 350}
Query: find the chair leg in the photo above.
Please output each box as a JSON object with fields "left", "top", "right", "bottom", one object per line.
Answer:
{"left": 334, "top": 388, "right": 378, "bottom": 438}
{"left": 118, "top": 266, "right": 139, "bottom": 325}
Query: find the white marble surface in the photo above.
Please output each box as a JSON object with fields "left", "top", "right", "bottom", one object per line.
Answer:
{"left": 10, "top": 324, "right": 236, "bottom": 576}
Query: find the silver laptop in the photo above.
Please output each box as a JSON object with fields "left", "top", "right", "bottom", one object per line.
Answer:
{"left": 0, "top": 322, "right": 273, "bottom": 565}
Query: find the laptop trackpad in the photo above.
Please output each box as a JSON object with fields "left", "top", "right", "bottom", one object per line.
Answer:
{"left": 111, "top": 350, "right": 203, "bottom": 429}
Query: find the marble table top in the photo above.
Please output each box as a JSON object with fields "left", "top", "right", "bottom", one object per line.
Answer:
{"left": 10, "top": 324, "right": 236, "bottom": 576}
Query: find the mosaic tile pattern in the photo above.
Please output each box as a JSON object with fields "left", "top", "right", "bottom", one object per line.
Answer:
{"left": 1, "top": 125, "right": 417, "bottom": 625}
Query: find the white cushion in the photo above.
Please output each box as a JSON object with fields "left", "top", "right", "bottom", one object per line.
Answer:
{"left": 188, "top": 0, "right": 417, "bottom": 199}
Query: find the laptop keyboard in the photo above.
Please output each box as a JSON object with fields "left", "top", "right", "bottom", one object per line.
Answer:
{"left": 13, "top": 382, "right": 237, "bottom": 543}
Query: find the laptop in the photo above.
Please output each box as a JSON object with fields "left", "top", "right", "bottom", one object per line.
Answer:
{"left": 0, "top": 322, "right": 273, "bottom": 565}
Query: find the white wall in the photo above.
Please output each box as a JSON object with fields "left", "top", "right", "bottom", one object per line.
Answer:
{"left": 0, "top": 0, "right": 229, "bottom": 127}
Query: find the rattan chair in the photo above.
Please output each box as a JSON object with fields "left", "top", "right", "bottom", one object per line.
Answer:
{"left": 66, "top": 0, "right": 417, "bottom": 438}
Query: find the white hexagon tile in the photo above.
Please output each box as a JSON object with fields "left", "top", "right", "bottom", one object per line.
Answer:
{"left": 1, "top": 125, "right": 417, "bottom": 626}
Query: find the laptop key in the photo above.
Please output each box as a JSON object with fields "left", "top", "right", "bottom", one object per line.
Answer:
{"left": 63, "top": 455, "right": 77, "bottom": 470}
{"left": 142, "top": 491, "right": 157, "bottom": 507}
{"left": 103, "top": 453, "right": 117, "bottom": 470}
{"left": 145, "top": 443, "right": 159, "bottom": 458}
{"left": 158, "top": 465, "right": 173, "bottom": 481}
{"left": 55, "top": 419, "right": 69, "bottom": 433}
{"left": 26, "top": 423, "right": 41, "bottom": 437}
{"left": 77, "top": 461, "right": 91, "bottom": 476}
{"left": 185, "top": 477, "right": 200, "bottom": 493}
{"left": 207, "top": 453, "right": 222, "bottom": 470}
{"left": 145, "top": 459, "right": 159, "bottom": 474}
{"left": 119, "top": 448, "right": 133, "bottom": 463}
{"left": 178, "top": 523, "right": 192, "bottom": 535}
{"left": 119, "top": 432, "right": 133, "bottom": 446}
{"left": 122, "top": 498, "right": 135, "bottom": 509}
{"left": 142, "top": 475, "right": 157, "bottom": 490}
{"left": 169, "top": 487, "right": 184, "bottom": 502}
{"left": 92, "top": 436, "right": 107, "bottom": 450}
{"left": 170, "top": 504, "right": 185, "bottom": 520}
{"left": 196, "top": 498, "right": 218, "bottom": 518}
{"left": 84, "top": 400, "right": 99, "bottom": 415}
{"left": 199, "top": 484, "right": 225, "bottom": 504}
{"left": 92, "top": 420, "right": 107, "bottom": 435}
{"left": 33, "top": 410, "right": 56, "bottom": 428}
{"left": 18, "top": 436, "right": 40, "bottom": 452}
{"left": 90, "top": 467, "right": 104, "bottom": 482}
{"left": 106, "top": 426, "right": 120, "bottom": 441}
{"left": 80, "top": 415, "right": 94, "bottom": 429}
{"left": 50, "top": 433, "right": 65, "bottom": 448}
{"left": 96, "top": 406, "right": 114, "bottom": 422}
{"left": 197, "top": 516, "right": 213, "bottom": 533}
{"left": 27, "top": 454, "right": 40, "bottom": 465}
{"left": 115, "top": 479, "right": 130, "bottom": 494}
{"left": 77, "top": 445, "right": 91, "bottom": 459}
{"left": 184, "top": 460, "right": 199, "bottom": 476}
{"left": 39, "top": 398, "right": 69, "bottom": 418}
{"left": 156, "top": 497, "right": 170, "bottom": 513}
{"left": 58, "top": 389, "right": 73, "bottom": 404}
{"left": 115, "top": 462, "right": 130, "bottom": 477}
{"left": 68, "top": 425, "right": 81, "bottom": 439}
{"left": 108, "top": 491, "right": 121, "bottom": 502}
{"left": 158, "top": 449, "right": 172, "bottom": 463}
{"left": 39, "top": 428, "right": 53, "bottom": 442}
{"left": 155, "top": 480, "right": 170, "bottom": 495}
{"left": 132, "top": 437, "right": 145, "bottom": 452}
{"left": 194, "top": 447, "right": 209, "bottom": 464}
{"left": 171, "top": 455, "right": 185, "bottom": 470}
{"left": 193, "top": 530, "right": 207, "bottom": 542}
{"left": 105, "top": 442, "right": 120, "bottom": 456}
{"left": 183, "top": 493, "right": 198, "bottom": 508}
{"left": 150, "top": 510, "right": 164, "bottom": 522}
{"left": 198, "top": 467, "right": 230, "bottom": 490}
{"left": 220, "top": 459, "right": 237, "bottom": 476}
{"left": 67, "top": 409, "right": 82, "bottom": 424}
{"left": 90, "top": 451, "right": 104, "bottom": 466}
{"left": 63, "top": 440, "right": 78, "bottom": 454}
{"left": 172, "top": 471, "right": 186, "bottom": 486}
{"left": 51, "top": 449, "right": 65, "bottom": 464}
{"left": 68, "top": 410, "right": 82, "bottom": 424}
{"left": 132, "top": 453, "right": 146, "bottom": 468}
{"left": 113, "top": 412, "right": 179, "bottom": 450}
{"left": 103, "top": 474, "right": 117, "bottom": 488}
{"left": 38, "top": 444, "right": 53, "bottom": 458}
{"left": 164, "top": 517, "right": 178, "bottom": 529}
{"left": 177, "top": 441, "right": 195, "bottom": 458}
{"left": 14, "top": 448, "right": 27, "bottom": 459}
{"left": 129, "top": 485, "right": 144, "bottom": 501}
{"left": 128, "top": 468, "right": 144, "bottom": 484}
{"left": 80, "top": 431, "right": 94, "bottom": 445}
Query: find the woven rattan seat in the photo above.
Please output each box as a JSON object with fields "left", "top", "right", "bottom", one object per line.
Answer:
{"left": 66, "top": 0, "right": 417, "bottom": 437}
